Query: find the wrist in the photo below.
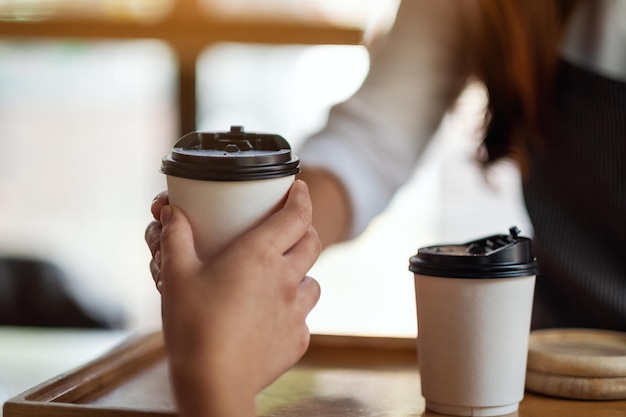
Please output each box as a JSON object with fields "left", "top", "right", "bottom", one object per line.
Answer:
{"left": 169, "top": 356, "right": 257, "bottom": 417}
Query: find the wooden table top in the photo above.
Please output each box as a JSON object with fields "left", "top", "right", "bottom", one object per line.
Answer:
{"left": 3, "top": 332, "right": 626, "bottom": 417}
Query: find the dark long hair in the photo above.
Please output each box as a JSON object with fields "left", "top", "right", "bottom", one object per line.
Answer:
{"left": 472, "top": 0, "right": 579, "bottom": 167}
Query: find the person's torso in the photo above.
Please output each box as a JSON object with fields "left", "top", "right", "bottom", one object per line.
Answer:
{"left": 523, "top": 0, "right": 626, "bottom": 329}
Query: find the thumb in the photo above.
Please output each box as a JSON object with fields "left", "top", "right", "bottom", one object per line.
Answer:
{"left": 159, "top": 205, "right": 199, "bottom": 288}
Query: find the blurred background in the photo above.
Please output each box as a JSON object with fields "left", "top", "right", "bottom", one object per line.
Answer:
{"left": 0, "top": 0, "right": 532, "bottom": 338}
{"left": 0, "top": 0, "right": 535, "bottom": 408}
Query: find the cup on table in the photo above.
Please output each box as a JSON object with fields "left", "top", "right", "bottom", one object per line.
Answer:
{"left": 408, "top": 227, "right": 538, "bottom": 417}
{"left": 160, "top": 126, "right": 299, "bottom": 260}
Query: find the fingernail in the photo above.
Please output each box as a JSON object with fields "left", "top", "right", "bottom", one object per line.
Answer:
{"left": 160, "top": 205, "right": 173, "bottom": 225}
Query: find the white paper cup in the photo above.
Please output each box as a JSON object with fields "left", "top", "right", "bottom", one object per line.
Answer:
{"left": 409, "top": 228, "right": 538, "bottom": 416}
{"left": 166, "top": 175, "right": 294, "bottom": 260}
{"left": 161, "top": 126, "right": 299, "bottom": 260}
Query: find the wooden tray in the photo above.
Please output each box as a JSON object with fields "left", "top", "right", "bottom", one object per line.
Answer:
{"left": 4, "top": 332, "right": 626, "bottom": 417}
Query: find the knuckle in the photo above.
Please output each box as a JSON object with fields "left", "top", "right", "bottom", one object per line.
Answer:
{"left": 145, "top": 222, "right": 162, "bottom": 251}
{"left": 309, "top": 227, "right": 322, "bottom": 256}
{"left": 303, "top": 276, "right": 321, "bottom": 308}
{"left": 310, "top": 277, "right": 321, "bottom": 304}
{"left": 295, "top": 324, "right": 311, "bottom": 357}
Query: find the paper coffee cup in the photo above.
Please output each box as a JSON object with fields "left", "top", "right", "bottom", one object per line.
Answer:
{"left": 161, "top": 126, "right": 299, "bottom": 260}
{"left": 409, "top": 227, "right": 538, "bottom": 417}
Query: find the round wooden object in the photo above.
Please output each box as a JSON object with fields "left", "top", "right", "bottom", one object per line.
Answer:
{"left": 525, "top": 328, "right": 626, "bottom": 400}
{"left": 527, "top": 328, "right": 626, "bottom": 377}
{"left": 525, "top": 369, "right": 626, "bottom": 400}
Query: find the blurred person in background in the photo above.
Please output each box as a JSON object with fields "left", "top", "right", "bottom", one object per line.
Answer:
{"left": 145, "top": 1, "right": 625, "bottom": 416}
{"left": 297, "top": 0, "right": 626, "bottom": 331}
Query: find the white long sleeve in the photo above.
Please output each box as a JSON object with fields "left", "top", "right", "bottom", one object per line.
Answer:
{"left": 299, "top": 0, "right": 470, "bottom": 236}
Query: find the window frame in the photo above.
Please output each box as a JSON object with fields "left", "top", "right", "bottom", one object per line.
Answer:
{"left": 0, "top": 0, "right": 363, "bottom": 136}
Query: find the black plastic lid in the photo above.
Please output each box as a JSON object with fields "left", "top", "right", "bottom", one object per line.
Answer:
{"left": 409, "top": 226, "right": 539, "bottom": 278}
{"left": 161, "top": 126, "right": 300, "bottom": 181}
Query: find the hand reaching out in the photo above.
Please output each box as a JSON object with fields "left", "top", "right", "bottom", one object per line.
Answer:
{"left": 146, "top": 180, "right": 321, "bottom": 417}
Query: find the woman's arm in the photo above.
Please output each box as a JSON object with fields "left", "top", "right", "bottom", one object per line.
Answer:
{"left": 298, "top": 0, "right": 472, "bottom": 243}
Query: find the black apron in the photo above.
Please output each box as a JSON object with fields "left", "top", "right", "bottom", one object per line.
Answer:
{"left": 524, "top": 59, "right": 626, "bottom": 330}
